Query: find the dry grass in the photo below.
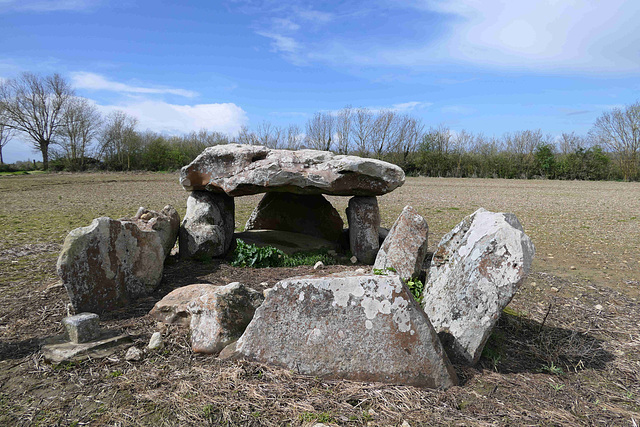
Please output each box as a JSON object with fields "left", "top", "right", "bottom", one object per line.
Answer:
{"left": 0, "top": 172, "right": 639, "bottom": 426}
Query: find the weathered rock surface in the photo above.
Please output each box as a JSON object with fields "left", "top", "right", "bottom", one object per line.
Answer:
{"left": 63, "top": 313, "right": 100, "bottom": 344}
{"left": 179, "top": 191, "right": 235, "bottom": 259}
{"left": 373, "top": 205, "right": 429, "bottom": 279}
{"left": 229, "top": 273, "right": 457, "bottom": 389}
{"left": 346, "top": 196, "right": 381, "bottom": 264}
{"left": 188, "top": 282, "right": 264, "bottom": 354}
{"left": 421, "top": 208, "right": 535, "bottom": 365}
{"left": 128, "top": 205, "right": 180, "bottom": 257}
{"left": 149, "top": 284, "right": 216, "bottom": 326}
{"left": 245, "top": 193, "right": 343, "bottom": 241}
{"left": 57, "top": 206, "right": 179, "bottom": 313}
{"left": 180, "top": 144, "right": 405, "bottom": 196}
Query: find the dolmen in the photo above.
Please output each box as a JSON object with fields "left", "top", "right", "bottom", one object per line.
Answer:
{"left": 179, "top": 144, "right": 405, "bottom": 262}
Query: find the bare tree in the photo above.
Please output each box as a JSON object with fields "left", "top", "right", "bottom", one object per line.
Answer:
{"left": 57, "top": 97, "right": 102, "bottom": 171}
{"left": 99, "top": 110, "right": 139, "bottom": 170}
{"left": 0, "top": 72, "right": 74, "bottom": 170}
{"left": 394, "top": 115, "right": 423, "bottom": 165}
{"left": 0, "top": 104, "right": 16, "bottom": 165}
{"left": 558, "top": 132, "right": 587, "bottom": 155}
{"left": 285, "top": 124, "right": 302, "bottom": 150}
{"left": 423, "top": 125, "right": 453, "bottom": 153}
{"left": 236, "top": 125, "right": 258, "bottom": 145}
{"left": 305, "top": 112, "right": 335, "bottom": 151}
{"left": 371, "top": 110, "right": 398, "bottom": 159}
{"left": 590, "top": 102, "right": 640, "bottom": 180}
{"left": 335, "top": 106, "right": 353, "bottom": 154}
{"left": 353, "top": 107, "right": 375, "bottom": 156}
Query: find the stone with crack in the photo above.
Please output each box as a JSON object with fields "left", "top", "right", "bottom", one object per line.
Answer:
{"left": 57, "top": 206, "right": 180, "bottom": 313}
{"left": 421, "top": 208, "right": 535, "bottom": 365}
{"left": 225, "top": 273, "right": 457, "bottom": 389}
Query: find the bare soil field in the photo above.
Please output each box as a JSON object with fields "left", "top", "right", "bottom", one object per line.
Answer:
{"left": 0, "top": 172, "right": 639, "bottom": 426}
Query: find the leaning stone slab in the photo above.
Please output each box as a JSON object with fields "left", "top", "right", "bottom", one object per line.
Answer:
{"left": 245, "top": 193, "right": 344, "bottom": 241}
{"left": 188, "top": 282, "right": 264, "bottom": 354}
{"left": 63, "top": 313, "right": 100, "bottom": 344}
{"left": 346, "top": 196, "right": 381, "bottom": 264}
{"left": 228, "top": 273, "right": 457, "bottom": 389}
{"left": 180, "top": 144, "right": 405, "bottom": 196}
{"left": 373, "top": 205, "right": 429, "bottom": 279}
{"left": 129, "top": 205, "right": 180, "bottom": 257}
{"left": 57, "top": 206, "right": 179, "bottom": 313}
{"left": 180, "top": 191, "right": 235, "bottom": 259}
{"left": 421, "top": 208, "right": 535, "bottom": 365}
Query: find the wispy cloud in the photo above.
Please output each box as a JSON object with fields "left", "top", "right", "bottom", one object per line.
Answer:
{"left": 0, "top": 0, "right": 100, "bottom": 12}
{"left": 235, "top": 0, "right": 640, "bottom": 74}
{"left": 71, "top": 72, "right": 198, "bottom": 98}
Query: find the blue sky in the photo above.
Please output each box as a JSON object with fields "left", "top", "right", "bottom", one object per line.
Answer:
{"left": 2, "top": 0, "right": 640, "bottom": 162}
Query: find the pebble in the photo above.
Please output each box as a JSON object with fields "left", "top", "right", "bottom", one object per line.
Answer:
{"left": 350, "top": 256, "right": 358, "bottom": 264}
{"left": 570, "top": 266, "right": 576, "bottom": 270}
{"left": 595, "top": 304, "right": 603, "bottom": 311}
{"left": 550, "top": 287, "right": 559, "bottom": 292}
{"left": 148, "top": 332, "right": 164, "bottom": 350}
{"left": 313, "top": 261, "right": 324, "bottom": 270}
{"left": 354, "top": 268, "right": 366, "bottom": 275}
{"left": 125, "top": 346, "right": 143, "bottom": 361}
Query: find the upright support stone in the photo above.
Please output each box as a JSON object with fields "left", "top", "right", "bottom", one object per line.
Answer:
{"left": 346, "top": 196, "right": 380, "bottom": 264}
{"left": 179, "top": 191, "right": 235, "bottom": 259}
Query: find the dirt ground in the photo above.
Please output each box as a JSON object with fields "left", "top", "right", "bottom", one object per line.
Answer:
{"left": 0, "top": 172, "right": 639, "bottom": 426}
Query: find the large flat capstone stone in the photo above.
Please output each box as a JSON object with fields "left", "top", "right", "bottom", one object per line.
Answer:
{"left": 421, "top": 208, "right": 535, "bottom": 365}
{"left": 180, "top": 144, "right": 405, "bottom": 196}
{"left": 229, "top": 273, "right": 457, "bottom": 389}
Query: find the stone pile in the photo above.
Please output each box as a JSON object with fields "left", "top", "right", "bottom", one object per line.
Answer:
{"left": 179, "top": 144, "right": 405, "bottom": 263}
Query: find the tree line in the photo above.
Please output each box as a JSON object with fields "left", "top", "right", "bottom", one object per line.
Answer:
{"left": 1, "top": 72, "right": 639, "bottom": 181}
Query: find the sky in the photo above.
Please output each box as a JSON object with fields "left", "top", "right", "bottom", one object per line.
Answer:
{"left": 1, "top": 0, "right": 640, "bottom": 163}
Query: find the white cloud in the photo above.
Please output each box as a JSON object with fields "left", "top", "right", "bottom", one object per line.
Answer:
{"left": 71, "top": 72, "right": 197, "bottom": 98}
{"left": 96, "top": 100, "right": 248, "bottom": 136}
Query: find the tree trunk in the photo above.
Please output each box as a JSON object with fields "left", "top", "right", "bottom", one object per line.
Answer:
{"left": 0, "top": 148, "right": 4, "bottom": 165}
{"left": 41, "top": 141, "right": 49, "bottom": 171}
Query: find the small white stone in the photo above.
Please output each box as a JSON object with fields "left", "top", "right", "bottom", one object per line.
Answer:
{"left": 148, "top": 332, "right": 164, "bottom": 350}
{"left": 313, "top": 261, "right": 324, "bottom": 270}
{"left": 550, "top": 287, "right": 559, "bottom": 292}
{"left": 570, "top": 266, "right": 576, "bottom": 270}
{"left": 595, "top": 304, "right": 603, "bottom": 311}
{"left": 125, "top": 346, "right": 143, "bottom": 361}
{"left": 355, "top": 268, "right": 366, "bottom": 275}
{"left": 350, "top": 256, "right": 358, "bottom": 264}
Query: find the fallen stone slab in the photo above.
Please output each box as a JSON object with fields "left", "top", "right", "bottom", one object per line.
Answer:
{"left": 188, "top": 282, "right": 264, "bottom": 354}
{"left": 226, "top": 273, "right": 457, "bottom": 389}
{"left": 373, "top": 205, "right": 429, "bottom": 279}
{"left": 180, "top": 144, "right": 405, "bottom": 196}
{"left": 180, "top": 191, "right": 235, "bottom": 259}
{"left": 245, "top": 192, "right": 344, "bottom": 241}
{"left": 42, "top": 331, "right": 132, "bottom": 364}
{"left": 57, "top": 206, "right": 180, "bottom": 313}
{"left": 346, "top": 196, "right": 380, "bottom": 265}
{"left": 421, "top": 208, "right": 535, "bottom": 365}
